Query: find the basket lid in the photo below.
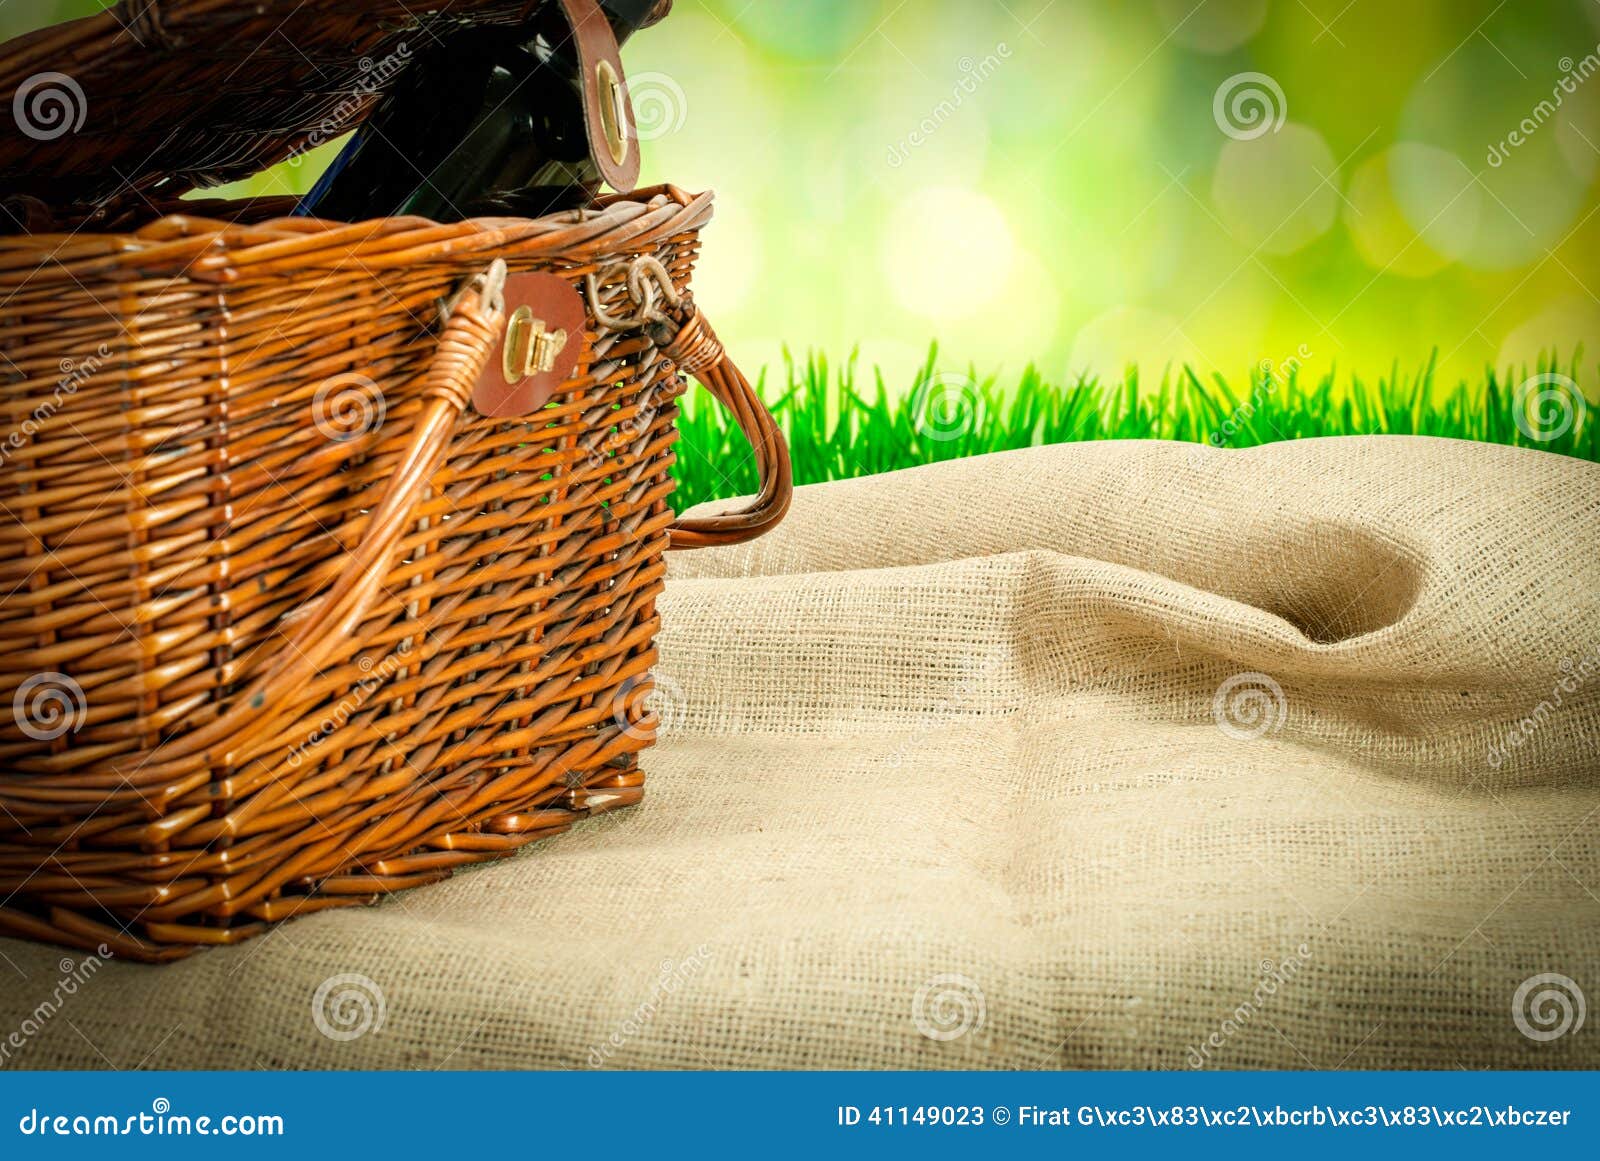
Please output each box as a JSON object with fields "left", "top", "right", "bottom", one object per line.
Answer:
{"left": 0, "top": 0, "right": 668, "bottom": 224}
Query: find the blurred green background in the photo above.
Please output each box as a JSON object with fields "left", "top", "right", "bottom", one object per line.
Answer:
{"left": 9, "top": 0, "right": 1600, "bottom": 391}
{"left": 630, "top": 0, "right": 1600, "bottom": 390}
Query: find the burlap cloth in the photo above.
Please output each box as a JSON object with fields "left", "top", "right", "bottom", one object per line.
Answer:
{"left": 2, "top": 436, "right": 1596, "bottom": 1070}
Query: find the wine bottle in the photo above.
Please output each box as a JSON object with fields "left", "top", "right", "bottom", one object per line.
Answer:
{"left": 296, "top": 0, "right": 669, "bottom": 223}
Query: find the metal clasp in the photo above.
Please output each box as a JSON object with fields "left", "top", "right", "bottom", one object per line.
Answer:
{"left": 595, "top": 59, "right": 629, "bottom": 167}
{"left": 503, "top": 306, "right": 569, "bottom": 384}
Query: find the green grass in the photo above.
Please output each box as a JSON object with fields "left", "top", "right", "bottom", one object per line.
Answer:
{"left": 670, "top": 346, "right": 1598, "bottom": 512}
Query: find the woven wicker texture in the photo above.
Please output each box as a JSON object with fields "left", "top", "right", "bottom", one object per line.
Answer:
{"left": 1, "top": 437, "right": 1594, "bottom": 1067}
{"left": 0, "top": 188, "right": 788, "bottom": 961}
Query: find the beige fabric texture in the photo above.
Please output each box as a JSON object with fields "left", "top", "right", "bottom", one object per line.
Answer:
{"left": 2, "top": 435, "right": 1597, "bottom": 1070}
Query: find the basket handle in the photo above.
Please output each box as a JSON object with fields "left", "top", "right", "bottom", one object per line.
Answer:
{"left": 156, "top": 262, "right": 508, "bottom": 768}
{"left": 657, "top": 303, "right": 793, "bottom": 549}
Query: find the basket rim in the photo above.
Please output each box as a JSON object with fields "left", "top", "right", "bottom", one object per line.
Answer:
{"left": 0, "top": 184, "right": 716, "bottom": 280}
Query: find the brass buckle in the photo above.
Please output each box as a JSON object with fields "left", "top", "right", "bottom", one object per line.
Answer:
{"left": 503, "top": 306, "right": 569, "bottom": 384}
{"left": 596, "top": 59, "right": 629, "bottom": 167}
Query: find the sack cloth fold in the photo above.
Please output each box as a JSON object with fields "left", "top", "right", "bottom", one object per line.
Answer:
{"left": 2, "top": 436, "right": 1596, "bottom": 1069}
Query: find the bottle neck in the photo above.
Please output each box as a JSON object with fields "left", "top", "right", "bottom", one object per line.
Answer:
{"left": 602, "top": 0, "right": 656, "bottom": 38}
{"left": 603, "top": 0, "right": 671, "bottom": 38}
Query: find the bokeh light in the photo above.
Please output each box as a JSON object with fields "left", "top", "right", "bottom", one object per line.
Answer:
{"left": 1400, "top": 35, "right": 1590, "bottom": 270}
{"left": 1384, "top": 143, "right": 1483, "bottom": 267}
{"left": 1212, "top": 124, "right": 1340, "bottom": 256}
{"left": 882, "top": 187, "right": 1017, "bottom": 321}
{"left": 1156, "top": 0, "right": 1268, "bottom": 55}
{"left": 1069, "top": 305, "right": 1202, "bottom": 383}
{"left": 1345, "top": 145, "right": 1470, "bottom": 279}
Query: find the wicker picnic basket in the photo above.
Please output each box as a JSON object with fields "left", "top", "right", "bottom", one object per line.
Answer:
{"left": 0, "top": 0, "right": 790, "bottom": 961}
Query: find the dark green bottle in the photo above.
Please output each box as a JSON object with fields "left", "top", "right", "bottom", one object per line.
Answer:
{"left": 297, "top": 0, "right": 668, "bottom": 223}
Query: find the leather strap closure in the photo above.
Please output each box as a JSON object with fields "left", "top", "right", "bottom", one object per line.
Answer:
{"left": 556, "top": 0, "right": 641, "bottom": 194}
{"left": 471, "top": 271, "right": 589, "bottom": 416}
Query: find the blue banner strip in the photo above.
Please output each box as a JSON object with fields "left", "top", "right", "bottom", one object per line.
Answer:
{"left": 3, "top": 1070, "right": 1595, "bottom": 1157}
